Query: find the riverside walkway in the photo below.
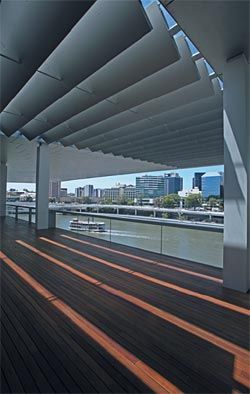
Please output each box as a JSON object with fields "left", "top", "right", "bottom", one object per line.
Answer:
{"left": 1, "top": 217, "right": 249, "bottom": 393}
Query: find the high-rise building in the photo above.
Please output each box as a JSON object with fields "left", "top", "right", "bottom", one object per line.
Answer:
{"left": 75, "top": 187, "right": 84, "bottom": 198}
{"left": 60, "top": 188, "right": 68, "bottom": 197}
{"left": 83, "top": 185, "right": 94, "bottom": 197}
{"left": 93, "top": 188, "right": 103, "bottom": 198}
{"left": 201, "top": 172, "right": 224, "bottom": 198}
{"left": 49, "top": 181, "right": 61, "bottom": 198}
{"left": 136, "top": 175, "right": 164, "bottom": 198}
{"left": 192, "top": 172, "right": 205, "bottom": 190}
{"left": 164, "top": 173, "right": 183, "bottom": 195}
{"left": 75, "top": 185, "right": 94, "bottom": 198}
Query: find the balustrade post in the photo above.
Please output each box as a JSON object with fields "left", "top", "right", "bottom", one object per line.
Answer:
{"left": 29, "top": 208, "right": 32, "bottom": 223}
{"left": 160, "top": 225, "right": 163, "bottom": 254}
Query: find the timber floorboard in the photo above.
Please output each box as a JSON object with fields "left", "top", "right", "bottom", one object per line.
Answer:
{"left": 1, "top": 217, "right": 249, "bottom": 394}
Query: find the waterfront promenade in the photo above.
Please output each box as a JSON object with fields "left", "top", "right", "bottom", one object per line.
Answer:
{"left": 1, "top": 217, "right": 249, "bottom": 393}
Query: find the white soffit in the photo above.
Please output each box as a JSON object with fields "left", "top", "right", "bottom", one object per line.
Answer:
{"left": 74, "top": 59, "right": 215, "bottom": 149}
{"left": 0, "top": 0, "right": 152, "bottom": 136}
{"left": 6, "top": 138, "right": 169, "bottom": 183}
{"left": 163, "top": 0, "right": 249, "bottom": 76}
{"left": 0, "top": 0, "right": 95, "bottom": 111}
{"left": 43, "top": 35, "right": 200, "bottom": 145}
{"left": 76, "top": 85, "right": 222, "bottom": 150}
{"left": 89, "top": 110, "right": 223, "bottom": 153}
{"left": 20, "top": 2, "right": 180, "bottom": 139}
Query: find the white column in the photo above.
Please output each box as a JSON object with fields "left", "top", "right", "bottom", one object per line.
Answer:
{"left": 223, "top": 54, "right": 250, "bottom": 292}
{"left": 0, "top": 135, "right": 7, "bottom": 217}
{"left": 36, "top": 143, "right": 50, "bottom": 230}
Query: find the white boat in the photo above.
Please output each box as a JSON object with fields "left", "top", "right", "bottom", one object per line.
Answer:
{"left": 69, "top": 218, "right": 106, "bottom": 232}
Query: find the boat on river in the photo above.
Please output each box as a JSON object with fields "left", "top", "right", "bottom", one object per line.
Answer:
{"left": 69, "top": 218, "right": 106, "bottom": 232}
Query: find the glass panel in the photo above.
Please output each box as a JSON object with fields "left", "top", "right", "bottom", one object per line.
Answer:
{"left": 109, "top": 218, "right": 161, "bottom": 253}
{"left": 204, "top": 59, "right": 215, "bottom": 75}
{"left": 162, "top": 226, "right": 223, "bottom": 267}
{"left": 13, "top": 207, "right": 36, "bottom": 223}
{"left": 56, "top": 212, "right": 223, "bottom": 267}
{"left": 159, "top": 4, "right": 177, "bottom": 29}
{"left": 56, "top": 212, "right": 161, "bottom": 253}
{"left": 185, "top": 37, "right": 199, "bottom": 55}
{"left": 19, "top": 213, "right": 36, "bottom": 223}
{"left": 6, "top": 205, "right": 16, "bottom": 218}
{"left": 56, "top": 212, "right": 111, "bottom": 242}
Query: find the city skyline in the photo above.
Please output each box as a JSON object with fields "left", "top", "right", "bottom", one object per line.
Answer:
{"left": 8, "top": 165, "right": 224, "bottom": 192}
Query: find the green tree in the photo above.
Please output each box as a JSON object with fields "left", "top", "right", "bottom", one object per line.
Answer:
{"left": 218, "top": 199, "right": 224, "bottom": 210}
{"left": 162, "top": 194, "right": 180, "bottom": 208}
{"left": 81, "top": 196, "right": 91, "bottom": 204}
{"left": 185, "top": 194, "right": 202, "bottom": 209}
{"left": 101, "top": 197, "right": 112, "bottom": 205}
{"left": 162, "top": 212, "right": 169, "bottom": 219}
{"left": 118, "top": 196, "right": 128, "bottom": 205}
{"left": 178, "top": 212, "right": 188, "bottom": 221}
{"left": 208, "top": 197, "right": 219, "bottom": 208}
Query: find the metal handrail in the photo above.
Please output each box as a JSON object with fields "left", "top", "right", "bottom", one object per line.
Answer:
{"left": 6, "top": 203, "right": 223, "bottom": 232}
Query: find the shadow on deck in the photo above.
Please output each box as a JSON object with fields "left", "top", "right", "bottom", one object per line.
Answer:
{"left": 1, "top": 217, "right": 249, "bottom": 393}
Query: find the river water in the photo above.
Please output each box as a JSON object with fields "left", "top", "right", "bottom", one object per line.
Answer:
{"left": 56, "top": 213, "right": 223, "bottom": 268}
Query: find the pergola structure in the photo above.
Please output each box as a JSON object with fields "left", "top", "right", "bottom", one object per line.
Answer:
{"left": 0, "top": 0, "right": 249, "bottom": 292}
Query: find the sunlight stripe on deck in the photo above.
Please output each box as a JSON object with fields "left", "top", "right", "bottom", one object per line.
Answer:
{"left": 0, "top": 251, "right": 181, "bottom": 394}
{"left": 14, "top": 241, "right": 250, "bottom": 388}
{"left": 38, "top": 237, "right": 250, "bottom": 316}
{"left": 60, "top": 234, "right": 222, "bottom": 283}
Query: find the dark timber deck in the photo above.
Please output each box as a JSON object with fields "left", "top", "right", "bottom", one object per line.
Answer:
{"left": 0, "top": 217, "right": 249, "bottom": 393}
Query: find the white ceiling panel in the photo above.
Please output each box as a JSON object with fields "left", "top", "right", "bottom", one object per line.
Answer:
{"left": 0, "top": 0, "right": 152, "bottom": 136}
{"left": 0, "top": 0, "right": 95, "bottom": 111}
{"left": 20, "top": 2, "right": 180, "bottom": 139}
{"left": 44, "top": 36, "right": 200, "bottom": 144}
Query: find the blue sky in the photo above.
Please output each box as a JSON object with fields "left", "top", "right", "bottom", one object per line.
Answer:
{"left": 8, "top": 165, "right": 224, "bottom": 193}
{"left": 62, "top": 165, "right": 224, "bottom": 192}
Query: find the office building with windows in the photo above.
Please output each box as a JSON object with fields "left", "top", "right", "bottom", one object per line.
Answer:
{"left": 83, "top": 185, "right": 94, "bottom": 197}
{"left": 93, "top": 188, "right": 104, "bottom": 199}
{"left": 201, "top": 172, "right": 224, "bottom": 198}
{"left": 164, "top": 173, "right": 183, "bottom": 195}
{"left": 192, "top": 172, "right": 205, "bottom": 190}
{"left": 123, "top": 185, "right": 136, "bottom": 200}
{"left": 75, "top": 187, "right": 84, "bottom": 198}
{"left": 103, "top": 187, "right": 120, "bottom": 202}
{"left": 136, "top": 175, "right": 164, "bottom": 198}
{"left": 49, "top": 181, "right": 61, "bottom": 199}
{"left": 60, "top": 188, "right": 68, "bottom": 198}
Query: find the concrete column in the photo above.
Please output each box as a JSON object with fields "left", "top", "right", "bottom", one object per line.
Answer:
{"left": 36, "top": 143, "right": 50, "bottom": 230}
{"left": 0, "top": 135, "right": 7, "bottom": 217}
{"left": 223, "top": 54, "right": 250, "bottom": 292}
